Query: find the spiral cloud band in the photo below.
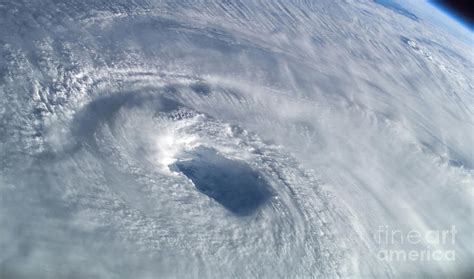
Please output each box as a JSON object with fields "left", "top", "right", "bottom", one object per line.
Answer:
{"left": 0, "top": 0, "right": 472, "bottom": 278}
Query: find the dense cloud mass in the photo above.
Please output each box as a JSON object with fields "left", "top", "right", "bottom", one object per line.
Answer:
{"left": 0, "top": 0, "right": 472, "bottom": 278}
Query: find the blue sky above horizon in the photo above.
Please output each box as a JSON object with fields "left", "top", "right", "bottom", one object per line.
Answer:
{"left": 394, "top": 0, "right": 472, "bottom": 44}
{"left": 429, "top": 1, "right": 473, "bottom": 31}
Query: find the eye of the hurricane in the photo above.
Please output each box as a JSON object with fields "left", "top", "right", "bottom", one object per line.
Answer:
{"left": 172, "top": 147, "right": 273, "bottom": 216}
{"left": 71, "top": 91, "right": 274, "bottom": 217}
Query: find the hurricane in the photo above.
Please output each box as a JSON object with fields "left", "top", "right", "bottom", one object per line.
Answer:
{"left": 0, "top": 0, "right": 473, "bottom": 278}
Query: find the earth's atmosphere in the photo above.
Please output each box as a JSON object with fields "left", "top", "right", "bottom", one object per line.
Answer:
{"left": 0, "top": 0, "right": 473, "bottom": 278}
